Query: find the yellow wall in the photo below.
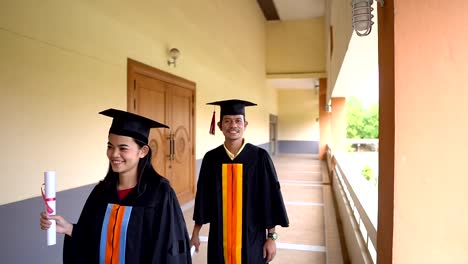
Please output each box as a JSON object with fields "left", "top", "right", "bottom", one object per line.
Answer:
{"left": 266, "top": 18, "right": 326, "bottom": 77}
{"left": 0, "top": 0, "right": 271, "bottom": 204}
{"left": 277, "top": 89, "right": 319, "bottom": 140}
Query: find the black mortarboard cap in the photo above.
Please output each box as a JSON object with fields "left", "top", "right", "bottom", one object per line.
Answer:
{"left": 99, "top": 108, "right": 169, "bottom": 144}
{"left": 207, "top": 99, "right": 257, "bottom": 119}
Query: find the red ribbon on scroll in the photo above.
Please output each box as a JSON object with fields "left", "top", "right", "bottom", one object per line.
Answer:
{"left": 41, "top": 184, "right": 56, "bottom": 214}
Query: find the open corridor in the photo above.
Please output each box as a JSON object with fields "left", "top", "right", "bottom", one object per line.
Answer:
{"left": 182, "top": 154, "right": 344, "bottom": 263}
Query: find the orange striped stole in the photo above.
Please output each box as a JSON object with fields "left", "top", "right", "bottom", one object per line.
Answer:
{"left": 222, "top": 163, "right": 243, "bottom": 264}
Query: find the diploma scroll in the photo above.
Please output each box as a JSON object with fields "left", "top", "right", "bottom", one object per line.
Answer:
{"left": 43, "top": 171, "right": 56, "bottom": 246}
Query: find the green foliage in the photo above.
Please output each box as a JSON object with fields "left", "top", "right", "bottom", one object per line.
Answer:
{"left": 361, "top": 165, "right": 375, "bottom": 181}
{"left": 346, "top": 97, "right": 379, "bottom": 139}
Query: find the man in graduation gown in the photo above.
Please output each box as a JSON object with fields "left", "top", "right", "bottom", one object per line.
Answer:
{"left": 191, "top": 99, "right": 289, "bottom": 264}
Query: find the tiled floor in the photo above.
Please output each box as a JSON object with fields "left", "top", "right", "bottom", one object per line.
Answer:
{"left": 181, "top": 154, "right": 344, "bottom": 263}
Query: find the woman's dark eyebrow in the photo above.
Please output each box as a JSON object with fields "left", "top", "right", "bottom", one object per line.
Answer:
{"left": 107, "top": 142, "right": 129, "bottom": 147}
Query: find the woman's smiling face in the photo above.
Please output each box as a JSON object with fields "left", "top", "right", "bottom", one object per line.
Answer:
{"left": 106, "top": 134, "right": 147, "bottom": 178}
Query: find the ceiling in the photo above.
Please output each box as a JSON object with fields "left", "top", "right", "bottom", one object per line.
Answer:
{"left": 257, "top": 0, "right": 325, "bottom": 21}
{"left": 257, "top": 0, "right": 325, "bottom": 90}
{"left": 258, "top": 0, "right": 379, "bottom": 103}
{"left": 267, "top": 78, "right": 318, "bottom": 90}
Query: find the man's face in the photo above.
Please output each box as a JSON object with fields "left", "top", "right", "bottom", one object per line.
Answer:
{"left": 218, "top": 114, "right": 248, "bottom": 141}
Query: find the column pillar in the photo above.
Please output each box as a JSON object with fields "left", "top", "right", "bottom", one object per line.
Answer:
{"left": 318, "top": 78, "right": 331, "bottom": 160}
{"left": 331, "top": 97, "right": 347, "bottom": 153}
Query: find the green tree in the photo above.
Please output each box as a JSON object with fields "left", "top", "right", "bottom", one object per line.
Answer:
{"left": 346, "top": 97, "right": 379, "bottom": 139}
{"left": 361, "top": 165, "right": 375, "bottom": 181}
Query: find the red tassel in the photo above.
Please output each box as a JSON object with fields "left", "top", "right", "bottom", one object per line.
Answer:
{"left": 209, "top": 111, "right": 216, "bottom": 135}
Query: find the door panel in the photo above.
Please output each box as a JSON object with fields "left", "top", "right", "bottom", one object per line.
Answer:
{"left": 135, "top": 73, "right": 169, "bottom": 179}
{"left": 128, "top": 59, "right": 195, "bottom": 205}
{"left": 167, "top": 83, "right": 194, "bottom": 203}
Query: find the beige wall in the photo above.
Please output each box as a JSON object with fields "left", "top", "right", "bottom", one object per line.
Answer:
{"left": 277, "top": 89, "right": 318, "bottom": 141}
{"left": 0, "top": 0, "right": 272, "bottom": 204}
{"left": 326, "top": 0, "right": 353, "bottom": 101}
{"left": 266, "top": 18, "right": 326, "bottom": 77}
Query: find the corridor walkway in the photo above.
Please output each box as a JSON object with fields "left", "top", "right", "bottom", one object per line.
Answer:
{"left": 182, "top": 153, "right": 344, "bottom": 263}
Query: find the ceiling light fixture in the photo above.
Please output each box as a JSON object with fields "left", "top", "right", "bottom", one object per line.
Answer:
{"left": 351, "top": 0, "right": 384, "bottom": 37}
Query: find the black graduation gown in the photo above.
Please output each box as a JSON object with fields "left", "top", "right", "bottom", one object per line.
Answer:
{"left": 193, "top": 143, "right": 289, "bottom": 264}
{"left": 63, "top": 176, "right": 191, "bottom": 264}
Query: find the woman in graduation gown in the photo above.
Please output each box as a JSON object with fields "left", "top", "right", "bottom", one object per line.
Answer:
{"left": 40, "top": 109, "right": 192, "bottom": 264}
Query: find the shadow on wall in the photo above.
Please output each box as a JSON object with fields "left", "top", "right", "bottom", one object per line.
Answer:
{"left": 278, "top": 140, "right": 319, "bottom": 154}
{"left": 0, "top": 184, "right": 95, "bottom": 264}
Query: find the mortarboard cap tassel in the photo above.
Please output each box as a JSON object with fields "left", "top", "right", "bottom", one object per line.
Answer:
{"left": 209, "top": 110, "right": 216, "bottom": 135}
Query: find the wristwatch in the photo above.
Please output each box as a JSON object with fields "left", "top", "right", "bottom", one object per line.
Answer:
{"left": 267, "top": 232, "right": 278, "bottom": 240}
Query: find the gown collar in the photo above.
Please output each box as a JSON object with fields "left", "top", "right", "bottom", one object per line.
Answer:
{"left": 223, "top": 139, "right": 247, "bottom": 160}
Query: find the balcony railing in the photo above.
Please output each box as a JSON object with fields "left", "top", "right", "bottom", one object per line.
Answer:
{"left": 326, "top": 145, "right": 377, "bottom": 263}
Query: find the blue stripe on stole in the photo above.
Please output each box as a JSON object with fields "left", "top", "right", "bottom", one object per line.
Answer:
{"left": 118, "top": 206, "right": 132, "bottom": 263}
{"left": 100, "top": 204, "right": 115, "bottom": 264}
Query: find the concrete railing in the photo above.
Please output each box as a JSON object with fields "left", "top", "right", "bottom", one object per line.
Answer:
{"left": 326, "top": 146, "right": 377, "bottom": 264}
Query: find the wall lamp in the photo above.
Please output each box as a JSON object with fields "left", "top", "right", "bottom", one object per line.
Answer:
{"left": 352, "top": 0, "right": 384, "bottom": 37}
{"left": 167, "top": 48, "right": 180, "bottom": 67}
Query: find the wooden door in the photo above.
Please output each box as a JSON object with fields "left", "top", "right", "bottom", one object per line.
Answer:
{"left": 133, "top": 74, "right": 169, "bottom": 177}
{"left": 127, "top": 59, "right": 195, "bottom": 205}
{"left": 166, "top": 84, "right": 194, "bottom": 203}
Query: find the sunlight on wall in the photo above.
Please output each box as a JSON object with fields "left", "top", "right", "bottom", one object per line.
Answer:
{"left": 0, "top": 0, "right": 269, "bottom": 204}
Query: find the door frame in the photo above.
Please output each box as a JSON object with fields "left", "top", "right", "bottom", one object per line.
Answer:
{"left": 127, "top": 59, "right": 196, "bottom": 111}
{"left": 127, "top": 58, "right": 196, "bottom": 203}
{"left": 269, "top": 114, "right": 278, "bottom": 156}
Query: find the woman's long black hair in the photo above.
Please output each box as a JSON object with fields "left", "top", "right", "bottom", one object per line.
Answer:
{"left": 102, "top": 138, "right": 162, "bottom": 196}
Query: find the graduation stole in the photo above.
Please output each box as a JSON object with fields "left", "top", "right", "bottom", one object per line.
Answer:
{"left": 100, "top": 204, "right": 133, "bottom": 264}
{"left": 222, "top": 163, "right": 243, "bottom": 264}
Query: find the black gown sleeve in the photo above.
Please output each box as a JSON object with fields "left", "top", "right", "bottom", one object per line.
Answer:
{"left": 193, "top": 153, "right": 214, "bottom": 225}
{"left": 151, "top": 184, "right": 192, "bottom": 264}
{"left": 63, "top": 185, "right": 102, "bottom": 263}
{"left": 259, "top": 150, "right": 290, "bottom": 229}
